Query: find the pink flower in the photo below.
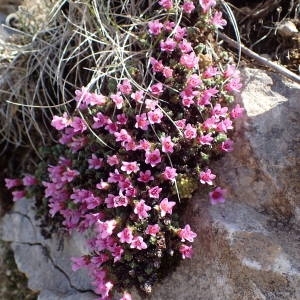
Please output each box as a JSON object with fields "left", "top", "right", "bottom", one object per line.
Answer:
{"left": 178, "top": 224, "right": 197, "bottom": 242}
{"left": 164, "top": 20, "right": 175, "bottom": 32}
{"left": 51, "top": 113, "right": 71, "bottom": 130}
{"left": 87, "top": 93, "right": 106, "bottom": 106}
{"left": 203, "top": 116, "right": 218, "bottom": 130}
{"left": 117, "top": 227, "right": 133, "bottom": 243}
{"left": 59, "top": 128, "right": 74, "bottom": 145}
{"left": 96, "top": 180, "right": 109, "bottom": 190}
{"left": 134, "top": 200, "right": 151, "bottom": 219}
{"left": 61, "top": 168, "right": 80, "bottom": 182}
{"left": 216, "top": 118, "right": 233, "bottom": 133}
{"left": 23, "top": 175, "right": 37, "bottom": 186}
{"left": 123, "top": 141, "right": 137, "bottom": 151}
{"left": 161, "top": 136, "right": 175, "bottom": 153}
{"left": 199, "top": 0, "right": 216, "bottom": 13}
{"left": 107, "top": 155, "right": 120, "bottom": 166}
{"left": 74, "top": 87, "right": 89, "bottom": 106}
{"left": 95, "top": 281, "right": 113, "bottom": 298}
{"left": 175, "top": 119, "right": 186, "bottom": 129}
{"left": 162, "top": 167, "right": 177, "bottom": 181}
{"left": 135, "top": 113, "right": 149, "bottom": 130}
{"left": 160, "top": 38, "right": 177, "bottom": 52}
{"left": 85, "top": 195, "right": 102, "bottom": 209}
{"left": 198, "top": 133, "right": 214, "bottom": 145}
{"left": 58, "top": 156, "right": 72, "bottom": 167}
{"left": 211, "top": 11, "right": 227, "bottom": 29}
{"left": 182, "top": 1, "right": 195, "bottom": 13}
{"left": 123, "top": 140, "right": 138, "bottom": 151}
{"left": 116, "top": 113, "right": 128, "bottom": 125}
{"left": 131, "top": 90, "right": 144, "bottom": 103}
{"left": 225, "top": 78, "right": 242, "bottom": 92}
{"left": 147, "top": 108, "right": 163, "bottom": 124}
{"left": 180, "top": 88, "right": 199, "bottom": 103}
{"left": 114, "top": 129, "right": 132, "bottom": 143}
{"left": 145, "top": 224, "right": 160, "bottom": 236}
{"left": 221, "top": 139, "right": 234, "bottom": 152}
{"left": 105, "top": 194, "right": 115, "bottom": 208}
{"left": 182, "top": 96, "right": 194, "bottom": 108}
{"left": 113, "top": 193, "right": 129, "bottom": 207}
{"left": 138, "top": 170, "right": 154, "bottom": 183}
{"left": 174, "top": 26, "right": 187, "bottom": 41}
{"left": 121, "top": 161, "right": 140, "bottom": 174}
{"left": 199, "top": 169, "right": 216, "bottom": 185}
{"left": 105, "top": 122, "right": 118, "bottom": 134}
{"left": 96, "top": 219, "right": 116, "bottom": 239}
{"left": 159, "top": 198, "right": 176, "bottom": 217}
{"left": 88, "top": 154, "right": 103, "bottom": 169}
{"left": 148, "top": 20, "right": 164, "bottom": 35}
{"left": 179, "top": 39, "right": 193, "bottom": 53}
{"left": 69, "top": 136, "right": 88, "bottom": 152}
{"left": 224, "top": 64, "right": 240, "bottom": 78}
{"left": 145, "top": 149, "right": 162, "bottom": 167}
{"left": 124, "top": 185, "right": 137, "bottom": 198}
{"left": 70, "top": 116, "right": 87, "bottom": 133}
{"left": 184, "top": 123, "right": 197, "bottom": 139}
{"left": 118, "top": 178, "right": 132, "bottom": 190}
{"left": 5, "top": 178, "right": 22, "bottom": 189}
{"left": 209, "top": 187, "right": 226, "bottom": 204}
{"left": 145, "top": 99, "right": 158, "bottom": 110}
{"left": 71, "top": 189, "right": 91, "bottom": 203}
{"left": 230, "top": 104, "right": 244, "bottom": 119}
{"left": 111, "top": 92, "right": 124, "bottom": 109}
{"left": 12, "top": 190, "right": 26, "bottom": 201}
{"left": 130, "top": 236, "right": 147, "bottom": 250}
{"left": 150, "top": 57, "right": 164, "bottom": 73}
{"left": 112, "top": 245, "right": 124, "bottom": 262}
{"left": 118, "top": 79, "right": 132, "bottom": 95}
{"left": 120, "top": 292, "right": 132, "bottom": 300}
{"left": 150, "top": 82, "right": 164, "bottom": 96}
{"left": 148, "top": 186, "right": 162, "bottom": 199}
{"left": 138, "top": 139, "right": 151, "bottom": 151}
{"left": 180, "top": 52, "right": 199, "bottom": 69}
{"left": 203, "top": 66, "right": 220, "bottom": 78}
{"left": 179, "top": 244, "right": 193, "bottom": 259}
{"left": 162, "top": 66, "right": 173, "bottom": 78}
{"left": 159, "top": 0, "right": 173, "bottom": 9}
{"left": 71, "top": 256, "right": 90, "bottom": 271}
{"left": 212, "top": 103, "right": 228, "bottom": 119}
{"left": 92, "top": 112, "right": 110, "bottom": 129}
{"left": 108, "top": 169, "right": 125, "bottom": 183}
{"left": 197, "top": 87, "right": 219, "bottom": 106}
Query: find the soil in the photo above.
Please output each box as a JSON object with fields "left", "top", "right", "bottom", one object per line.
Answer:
{"left": 225, "top": 0, "right": 300, "bottom": 74}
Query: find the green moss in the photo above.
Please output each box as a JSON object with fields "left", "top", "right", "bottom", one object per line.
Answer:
{"left": 173, "top": 174, "right": 199, "bottom": 199}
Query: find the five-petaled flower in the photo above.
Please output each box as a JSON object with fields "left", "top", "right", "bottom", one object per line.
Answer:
{"left": 199, "top": 169, "right": 216, "bottom": 185}
{"left": 178, "top": 224, "right": 197, "bottom": 242}
{"left": 209, "top": 187, "right": 226, "bottom": 205}
{"left": 134, "top": 200, "right": 151, "bottom": 219}
{"left": 159, "top": 198, "right": 176, "bottom": 217}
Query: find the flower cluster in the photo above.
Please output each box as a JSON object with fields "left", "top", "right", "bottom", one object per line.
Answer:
{"left": 5, "top": 1, "right": 244, "bottom": 299}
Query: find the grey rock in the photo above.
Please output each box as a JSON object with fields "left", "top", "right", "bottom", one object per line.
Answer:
{"left": 212, "top": 67, "right": 300, "bottom": 223}
{"left": 38, "top": 289, "right": 96, "bottom": 300}
{"left": 0, "top": 198, "right": 94, "bottom": 298}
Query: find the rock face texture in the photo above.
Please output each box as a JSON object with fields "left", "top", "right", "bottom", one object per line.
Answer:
{"left": 1, "top": 68, "right": 300, "bottom": 299}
